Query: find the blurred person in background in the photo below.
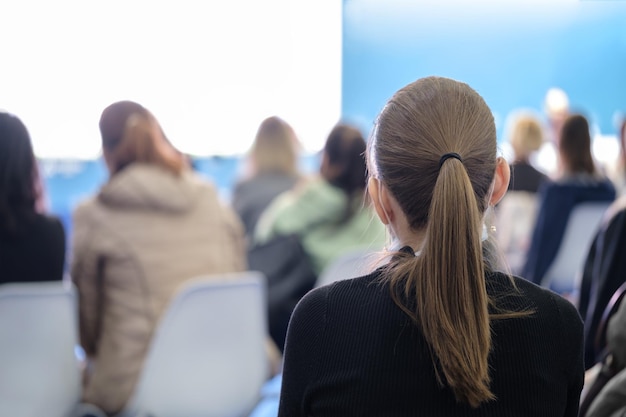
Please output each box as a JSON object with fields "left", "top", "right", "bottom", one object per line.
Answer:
{"left": 232, "top": 116, "right": 302, "bottom": 242}
{"left": 495, "top": 111, "right": 548, "bottom": 274}
{"left": 0, "top": 112, "right": 65, "bottom": 284}
{"left": 521, "top": 114, "right": 616, "bottom": 286}
{"left": 507, "top": 111, "right": 548, "bottom": 193}
{"left": 278, "top": 76, "right": 583, "bottom": 417}
{"left": 71, "top": 100, "right": 247, "bottom": 415}
{"left": 254, "top": 122, "right": 386, "bottom": 276}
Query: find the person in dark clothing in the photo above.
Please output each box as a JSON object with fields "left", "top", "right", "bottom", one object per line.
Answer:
{"left": 278, "top": 76, "right": 584, "bottom": 417}
{"left": 232, "top": 116, "right": 301, "bottom": 241}
{"left": 507, "top": 112, "right": 548, "bottom": 193}
{"left": 0, "top": 112, "right": 65, "bottom": 284}
{"left": 521, "top": 114, "right": 616, "bottom": 286}
{"left": 578, "top": 196, "right": 626, "bottom": 369}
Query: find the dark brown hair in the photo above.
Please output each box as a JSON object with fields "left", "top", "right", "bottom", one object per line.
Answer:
{"left": 558, "top": 114, "right": 596, "bottom": 175}
{"left": 99, "top": 101, "right": 184, "bottom": 175}
{"left": 0, "top": 112, "right": 41, "bottom": 233}
{"left": 367, "top": 76, "right": 497, "bottom": 407}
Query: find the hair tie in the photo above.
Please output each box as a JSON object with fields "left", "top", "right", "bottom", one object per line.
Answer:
{"left": 439, "top": 152, "right": 463, "bottom": 168}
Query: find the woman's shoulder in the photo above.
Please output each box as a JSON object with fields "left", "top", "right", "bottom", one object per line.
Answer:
{"left": 302, "top": 270, "right": 386, "bottom": 309}
{"left": 488, "top": 271, "right": 582, "bottom": 324}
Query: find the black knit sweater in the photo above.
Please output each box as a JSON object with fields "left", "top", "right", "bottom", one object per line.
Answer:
{"left": 278, "top": 269, "right": 584, "bottom": 417}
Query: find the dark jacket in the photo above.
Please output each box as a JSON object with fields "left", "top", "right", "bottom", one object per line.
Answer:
{"left": 0, "top": 212, "right": 65, "bottom": 284}
{"left": 521, "top": 175, "right": 616, "bottom": 286}
{"left": 579, "top": 196, "right": 626, "bottom": 369}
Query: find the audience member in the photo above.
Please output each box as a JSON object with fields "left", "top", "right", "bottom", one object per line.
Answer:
{"left": 254, "top": 122, "right": 385, "bottom": 276}
{"left": 0, "top": 112, "right": 65, "bottom": 284}
{"left": 232, "top": 116, "right": 301, "bottom": 241}
{"left": 506, "top": 111, "right": 548, "bottom": 192}
{"left": 495, "top": 111, "right": 548, "bottom": 273}
{"left": 579, "top": 195, "right": 626, "bottom": 369}
{"left": 71, "top": 100, "right": 247, "bottom": 415}
{"left": 277, "top": 76, "right": 584, "bottom": 416}
{"left": 521, "top": 114, "right": 616, "bottom": 286}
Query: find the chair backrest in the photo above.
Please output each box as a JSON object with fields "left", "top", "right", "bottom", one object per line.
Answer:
{"left": 315, "top": 249, "right": 380, "bottom": 288}
{"left": 124, "top": 272, "right": 268, "bottom": 417}
{"left": 542, "top": 201, "right": 611, "bottom": 295}
{"left": 0, "top": 281, "right": 81, "bottom": 417}
{"left": 494, "top": 191, "right": 539, "bottom": 274}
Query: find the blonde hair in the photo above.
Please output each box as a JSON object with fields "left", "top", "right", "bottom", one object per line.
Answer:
{"left": 509, "top": 113, "right": 544, "bottom": 161}
{"left": 99, "top": 101, "right": 184, "bottom": 176}
{"left": 250, "top": 116, "right": 298, "bottom": 175}
{"left": 368, "top": 76, "right": 497, "bottom": 407}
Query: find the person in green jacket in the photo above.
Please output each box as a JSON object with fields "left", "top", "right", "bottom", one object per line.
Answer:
{"left": 254, "top": 123, "right": 386, "bottom": 276}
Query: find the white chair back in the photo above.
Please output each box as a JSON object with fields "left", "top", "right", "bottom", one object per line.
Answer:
{"left": 494, "top": 191, "right": 540, "bottom": 275}
{"left": 542, "top": 201, "right": 611, "bottom": 295}
{"left": 0, "top": 281, "right": 81, "bottom": 417}
{"left": 123, "top": 272, "right": 268, "bottom": 417}
{"left": 315, "top": 249, "right": 380, "bottom": 288}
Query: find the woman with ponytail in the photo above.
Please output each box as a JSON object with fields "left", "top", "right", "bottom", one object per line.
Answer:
{"left": 277, "top": 77, "right": 584, "bottom": 416}
{"left": 71, "top": 101, "right": 247, "bottom": 415}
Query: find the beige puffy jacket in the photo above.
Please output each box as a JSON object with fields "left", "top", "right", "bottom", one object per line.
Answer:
{"left": 71, "top": 164, "right": 246, "bottom": 414}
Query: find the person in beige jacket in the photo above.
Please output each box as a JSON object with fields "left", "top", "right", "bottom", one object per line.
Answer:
{"left": 71, "top": 101, "right": 247, "bottom": 415}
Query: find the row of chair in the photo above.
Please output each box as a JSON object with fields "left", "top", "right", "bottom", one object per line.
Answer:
{"left": 0, "top": 272, "right": 269, "bottom": 417}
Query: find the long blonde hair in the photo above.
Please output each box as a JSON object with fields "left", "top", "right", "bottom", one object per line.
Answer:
{"left": 368, "top": 76, "right": 498, "bottom": 407}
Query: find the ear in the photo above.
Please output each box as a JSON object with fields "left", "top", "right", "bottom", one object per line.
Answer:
{"left": 489, "top": 157, "right": 510, "bottom": 206}
{"left": 367, "top": 177, "right": 392, "bottom": 224}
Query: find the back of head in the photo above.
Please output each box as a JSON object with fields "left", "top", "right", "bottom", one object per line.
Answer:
{"left": 509, "top": 113, "right": 544, "bottom": 161}
{"left": 368, "top": 76, "right": 497, "bottom": 407}
{"left": 99, "top": 101, "right": 184, "bottom": 176}
{"left": 323, "top": 123, "right": 367, "bottom": 196}
{"left": 558, "top": 114, "right": 595, "bottom": 175}
{"left": 0, "top": 112, "right": 39, "bottom": 233}
{"left": 250, "top": 116, "right": 298, "bottom": 176}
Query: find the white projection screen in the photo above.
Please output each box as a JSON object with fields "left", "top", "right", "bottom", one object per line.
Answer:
{"left": 0, "top": 0, "right": 342, "bottom": 158}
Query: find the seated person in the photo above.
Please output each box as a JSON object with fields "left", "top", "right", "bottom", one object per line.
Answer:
{"left": 496, "top": 111, "right": 548, "bottom": 273}
{"left": 254, "top": 123, "right": 386, "bottom": 276}
{"left": 232, "top": 116, "right": 301, "bottom": 242}
{"left": 521, "top": 114, "right": 616, "bottom": 286}
{"left": 0, "top": 112, "right": 65, "bottom": 284}
{"left": 579, "top": 195, "right": 626, "bottom": 369}
{"left": 278, "top": 76, "right": 584, "bottom": 416}
{"left": 506, "top": 110, "right": 548, "bottom": 193}
{"left": 71, "top": 101, "right": 247, "bottom": 415}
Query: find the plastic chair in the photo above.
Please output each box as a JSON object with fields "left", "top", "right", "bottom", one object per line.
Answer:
{"left": 494, "top": 191, "right": 539, "bottom": 275}
{"left": 0, "top": 281, "right": 81, "bottom": 417}
{"left": 315, "top": 249, "right": 379, "bottom": 288}
{"left": 542, "top": 201, "right": 611, "bottom": 296}
{"left": 119, "top": 272, "right": 269, "bottom": 417}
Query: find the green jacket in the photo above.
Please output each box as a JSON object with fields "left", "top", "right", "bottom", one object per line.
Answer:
{"left": 255, "top": 177, "right": 386, "bottom": 275}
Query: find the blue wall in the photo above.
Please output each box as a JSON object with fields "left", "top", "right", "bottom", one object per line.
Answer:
{"left": 341, "top": 0, "right": 626, "bottom": 140}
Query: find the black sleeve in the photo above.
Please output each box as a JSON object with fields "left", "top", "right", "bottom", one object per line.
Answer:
{"left": 278, "top": 286, "right": 329, "bottom": 417}
{"left": 556, "top": 295, "right": 585, "bottom": 417}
